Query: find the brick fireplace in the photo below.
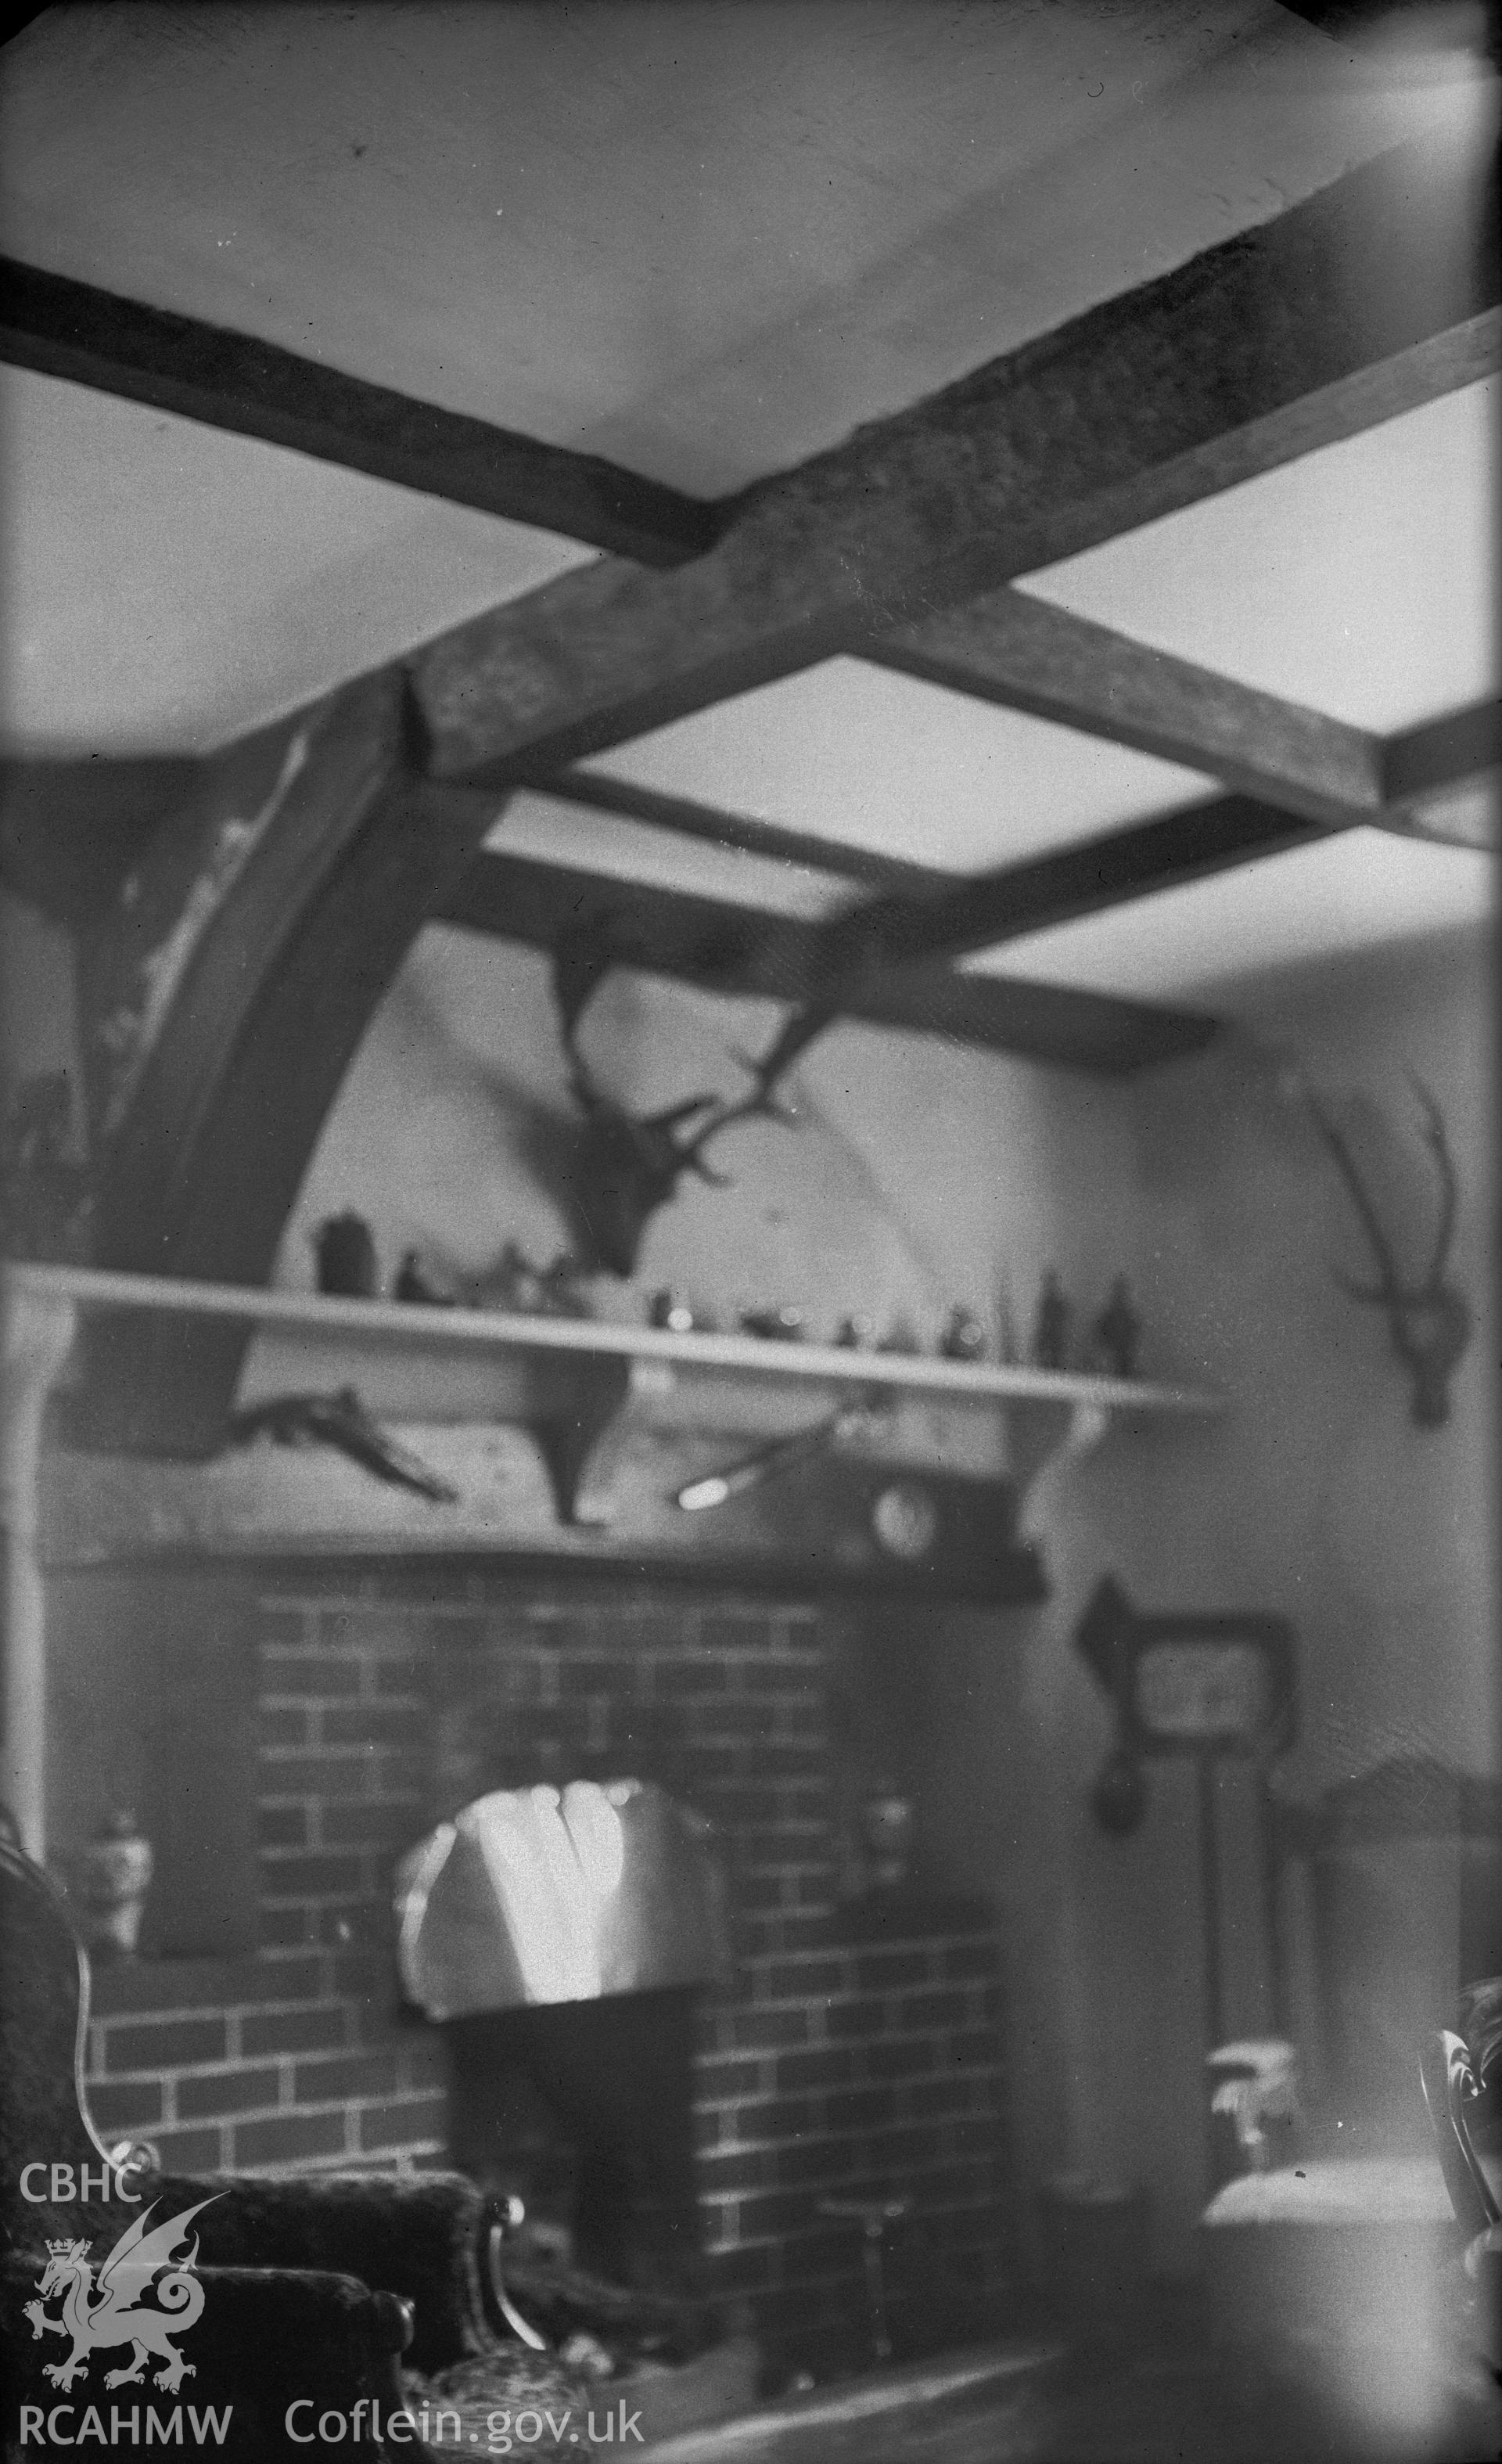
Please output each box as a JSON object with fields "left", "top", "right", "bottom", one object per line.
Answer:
{"left": 76, "top": 1565, "right": 1015, "bottom": 2368}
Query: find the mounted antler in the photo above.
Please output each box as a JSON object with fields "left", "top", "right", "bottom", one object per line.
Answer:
{"left": 552, "top": 925, "right": 831, "bottom": 1276}
{"left": 1303, "top": 1069, "right": 1472, "bottom": 1428}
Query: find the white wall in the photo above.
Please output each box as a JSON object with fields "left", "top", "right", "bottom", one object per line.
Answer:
{"left": 1131, "top": 924, "right": 1496, "bottom": 1795}
{"left": 918, "top": 919, "right": 1497, "bottom": 2269}
{"left": 281, "top": 923, "right": 1271, "bottom": 2270}
{"left": 16, "top": 887, "right": 1489, "bottom": 2282}
{"left": 279, "top": 923, "right": 1147, "bottom": 1358}
{"left": 289, "top": 917, "right": 1496, "bottom": 2273}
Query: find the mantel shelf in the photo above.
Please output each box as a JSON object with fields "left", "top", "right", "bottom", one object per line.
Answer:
{"left": 3, "top": 1260, "right": 1223, "bottom": 1419}
{"left": 4, "top": 1261, "right": 1226, "bottom": 1588}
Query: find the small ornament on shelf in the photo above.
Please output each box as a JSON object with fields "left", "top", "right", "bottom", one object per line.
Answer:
{"left": 939, "top": 1304, "right": 986, "bottom": 1362}
{"left": 70, "top": 1810, "right": 154, "bottom": 1962}
{"left": 833, "top": 1313, "right": 873, "bottom": 1350}
{"left": 483, "top": 1241, "right": 593, "bottom": 1318}
{"left": 647, "top": 1286, "right": 697, "bottom": 1333}
{"left": 738, "top": 1303, "right": 805, "bottom": 1342}
{"left": 1030, "top": 1268, "right": 1072, "bottom": 1371}
{"left": 394, "top": 1250, "right": 454, "bottom": 1306}
{"left": 1090, "top": 1275, "right": 1143, "bottom": 1380}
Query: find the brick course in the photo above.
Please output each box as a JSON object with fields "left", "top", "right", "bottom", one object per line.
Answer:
{"left": 81, "top": 1574, "right": 1012, "bottom": 2366}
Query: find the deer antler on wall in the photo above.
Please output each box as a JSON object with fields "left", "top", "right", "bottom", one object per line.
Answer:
{"left": 552, "top": 923, "right": 832, "bottom": 1276}
{"left": 1302, "top": 1069, "right": 1472, "bottom": 1428}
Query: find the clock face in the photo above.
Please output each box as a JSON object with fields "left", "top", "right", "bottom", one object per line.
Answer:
{"left": 871, "top": 1480, "right": 940, "bottom": 1562}
{"left": 1136, "top": 1640, "right": 1268, "bottom": 1745}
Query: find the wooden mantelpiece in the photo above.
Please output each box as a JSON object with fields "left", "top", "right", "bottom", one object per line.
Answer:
{"left": 10, "top": 1261, "right": 1222, "bottom": 1538}
{"left": 9, "top": 1259, "right": 1220, "bottom": 1408}
{"left": 2, "top": 1261, "right": 1224, "bottom": 1851}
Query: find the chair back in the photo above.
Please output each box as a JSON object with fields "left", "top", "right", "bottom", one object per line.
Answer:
{"left": 0, "top": 1832, "right": 117, "bottom": 2252}
{"left": 1277, "top": 1758, "right": 1502, "bottom": 2149}
{"left": 1420, "top": 2023, "right": 1500, "bottom": 2244}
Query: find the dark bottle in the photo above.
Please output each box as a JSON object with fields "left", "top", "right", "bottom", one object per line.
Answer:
{"left": 314, "top": 1211, "right": 378, "bottom": 1297}
{"left": 1030, "top": 1268, "right": 1071, "bottom": 1371}
{"left": 1093, "top": 1275, "right": 1142, "bottom": 1379}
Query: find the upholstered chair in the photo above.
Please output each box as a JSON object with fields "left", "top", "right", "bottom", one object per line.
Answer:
{"left": 1200, "top": 1757, "right": 1502, "bottom": 2455}
{"left": 0, "top": 1831, "right": 513, "bottom": 2459}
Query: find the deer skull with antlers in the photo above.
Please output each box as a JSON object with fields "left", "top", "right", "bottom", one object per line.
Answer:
{"left": 552, "top": 926, "right": 832, "bottom": 1278}
{"left": 1303, "top": 1070, "right": 1472, "bottom": 1429}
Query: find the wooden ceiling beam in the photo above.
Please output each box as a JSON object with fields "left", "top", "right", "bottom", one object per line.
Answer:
{"left": 0, "top": 255, "right": 718, "bottom": 568}
{"left": 441, "top": 686, "right": 1497, "bottom": 1033}
{"left": 434, "top": 681, "right": 1499, "bottom": 1035}
{"left": 868, "top": 588, "right": 1387, "bottom": 822}
{"left": 1380, "top": 698, "right": 1501, "bottom": 807}
{"left": 74, "top": 676, "right": 486, "bottom": 1453}
{"left": 410, "top": 130, "right": 1498, "bottom": 786}
{"left": 1376, "top": 696, "right": 1500, "bottom": 850}
{"left": 815, "top": 798, "right": 1325, "bottom": 984}
{"left": 8, "top": 140, "right": 1489, "bottom": 829}
{"left": 432, "top": 844, "right": 1216, "bottom": 1077}
{"left": 530, "top": 767, "right": 943, "bottom": 894}
{"left": 63, "top": 127, "right": 1492, "bottom": 1417}
{"left": 518, "top": 695, "right": 1499, "bottom": 894}
{"left": 1276, "top": 0, "right": 1499, "bottom": 56}
{"left": 810, "top": 700, "right": 1499, "bottom": 981}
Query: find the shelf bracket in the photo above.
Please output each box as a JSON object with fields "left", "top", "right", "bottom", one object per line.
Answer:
{"left": 526, "top": 1354, "right": 633, "bottom": 1525}
{"left": 1004, "top": 1393, "right": 1113, "bottom": 1520}
{"left": 1065, "top": 1398, "right": 1112, "bottom": 1459}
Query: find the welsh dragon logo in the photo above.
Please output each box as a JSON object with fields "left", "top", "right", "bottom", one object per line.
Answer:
{"left": 23, "top": 2199, "right": 220, "bottom": 2393}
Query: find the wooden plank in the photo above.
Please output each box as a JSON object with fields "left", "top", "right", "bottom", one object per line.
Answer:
{"left": 434, "top": 842, "right": 1216, "bottom": 1075}
{"left": 535, "top": 767, "right": 943, "bottom": 893}
{"left": 497, "top": 694, "right": 1500, "bottom": 912}
{"left": 870, "top": 589, "right": 1385, "bottom": 821}
{"left": 84, "top": 695, "right": 453, "bottom": 1281}
{"left": 811, "top": 695, "right": 1502, "bottom": 980}
{"left": 454, "top": 689, "right": 1498, "bottom": 1013}
{"left": 411, "top": 131, "right": 1499, "bottom": 784}
{"left": 5, "top": 1255, "right": 1219, "bottom": 1410}
{"left": 814, "top": 797, "right": 1326, "bottom": 983}
{"left": 62, "top": 128, "right": 1490, "bottom": 1459}
{"left": 1274, "top": 0, "right": 1450, "bottom": 38}
{"left": 0, "top": 255, "right": 718, "bottom": 567}
{"left": 77, "top": 673, "right": 487, "bottom": 1451}
{"left": 1381, "top": 700, "right": 1501, "bottom": 806}
{"left": 1376, "top": 699, "right": 1500, "bottom": 849}
{"left": 437, "top": 843, "right": 787, "bottom": 989}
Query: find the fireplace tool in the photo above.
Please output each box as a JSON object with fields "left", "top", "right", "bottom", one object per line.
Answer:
{"left": 675, "top": 1391, "right": 889, "bottom": 1513}
{"left": 817, "top": 2195, "right": 913, "bottom": 2363}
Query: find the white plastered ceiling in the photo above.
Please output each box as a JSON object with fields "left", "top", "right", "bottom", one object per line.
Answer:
{"left": 0, "top": 0, "right": 1495, "bottom": 1016}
